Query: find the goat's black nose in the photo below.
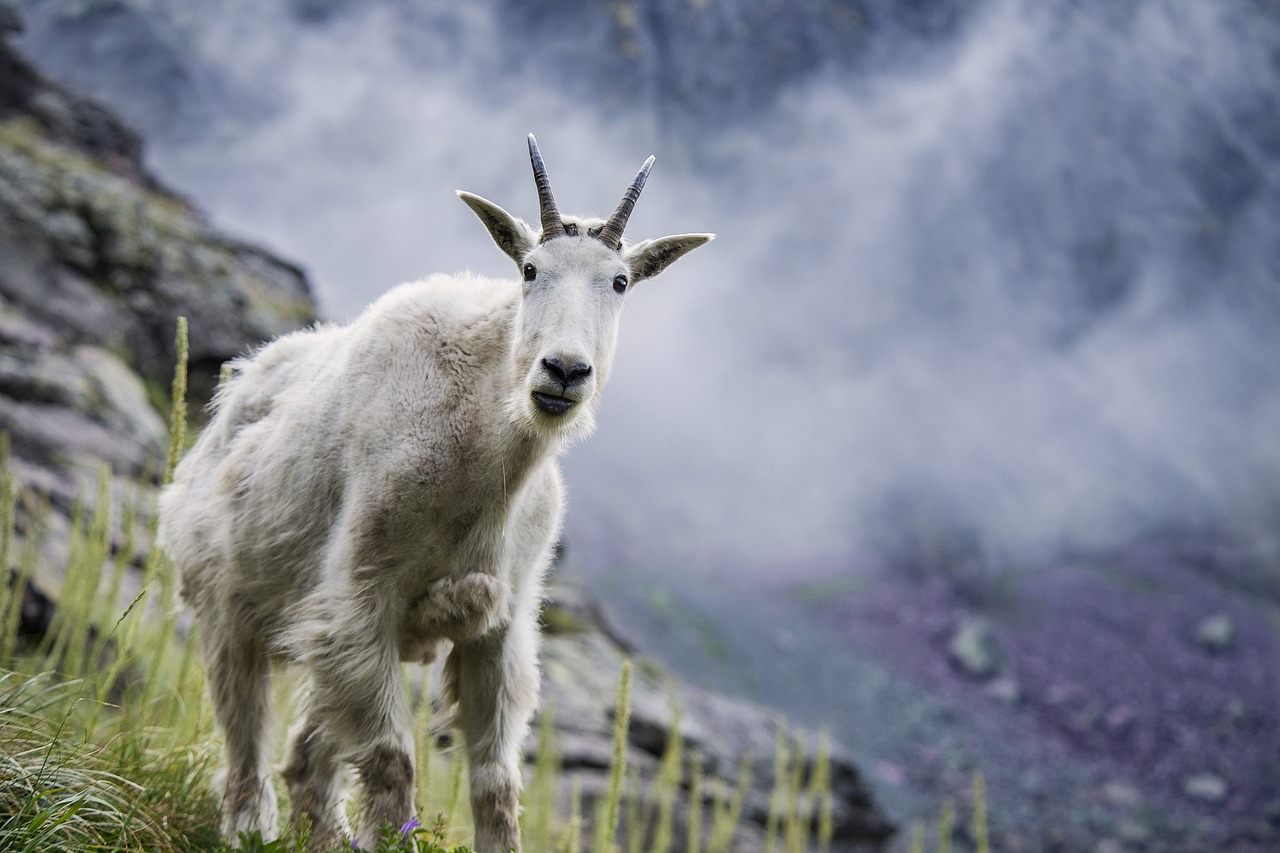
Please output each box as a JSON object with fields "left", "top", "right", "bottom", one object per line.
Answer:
{"left": 542, "top": 357, "right": 592, "bottom": 387}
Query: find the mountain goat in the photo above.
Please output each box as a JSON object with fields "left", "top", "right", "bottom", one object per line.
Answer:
{"left": 157, "top": 135, "right": 711, "bottom": 851}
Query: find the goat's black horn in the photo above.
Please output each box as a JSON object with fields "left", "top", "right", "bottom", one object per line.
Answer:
{"left": 528, "top": 134, "right": 566, "bottom": 243}
{"left": 596, "top": 155, "right": 655, "bottom": 251}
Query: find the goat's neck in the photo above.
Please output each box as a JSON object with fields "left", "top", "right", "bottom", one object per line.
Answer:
{"left": 475, "top": 346, "right": 564, "bottom": 497}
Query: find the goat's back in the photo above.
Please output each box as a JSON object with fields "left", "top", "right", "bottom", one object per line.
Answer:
{"left": 159, "top": 273, "right": 522, "bottom": 617}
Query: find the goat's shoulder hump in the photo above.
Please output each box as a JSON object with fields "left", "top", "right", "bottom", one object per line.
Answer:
{"left": 353, "top": 272, "right": 517, "bottom": 360}
{"left": 369, "top": 273, "right": 515, "bottom": 326}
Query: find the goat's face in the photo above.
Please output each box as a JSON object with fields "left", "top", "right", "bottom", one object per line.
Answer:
{"left": 459, "top": 135, "right": 713, "bottom": 438}
{"left": 511, "top": 226, "right": 626, "bottom": 430}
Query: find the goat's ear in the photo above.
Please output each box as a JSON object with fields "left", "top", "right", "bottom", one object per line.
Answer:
{"left": 625, "top": 233, "right": 715, "bottom": 282}
{"left": 458, "top": 191, "right": 536, "bottom": 264}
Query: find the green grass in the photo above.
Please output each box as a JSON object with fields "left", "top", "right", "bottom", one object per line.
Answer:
{"left": 0, "top": 671, "right": 220, "bottom": 851}
{"left": 0, "top": 317, "right": 990, "bottom": 851}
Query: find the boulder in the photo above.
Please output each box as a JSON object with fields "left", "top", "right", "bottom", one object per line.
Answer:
{"left": 1182, "top": 773, "right": 1229, "bottom": 805}
{"left": 947, "top": 614, "right": 1002, "bottom": 680}
{"left": 1194, "top": 614, "right": 1235, "bottom": 654}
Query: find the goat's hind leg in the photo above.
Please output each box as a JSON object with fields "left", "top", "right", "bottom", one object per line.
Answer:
{"left": 201, "top": 613, "right": 279, "bottom": 844}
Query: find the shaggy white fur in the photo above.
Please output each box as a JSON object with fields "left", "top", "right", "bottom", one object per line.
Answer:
{"left": 158, "top": 136, "right": 710, "bottom": 852}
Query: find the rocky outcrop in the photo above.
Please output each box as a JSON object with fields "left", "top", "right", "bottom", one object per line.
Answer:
{"left": 0, "top": 7, "right": 316, "bottom": 580}
{"left": 0, "top": 1, "right": 151, "bottom": 186}
{"left": 0, "top": 50, "right": 314, "bottom": 391}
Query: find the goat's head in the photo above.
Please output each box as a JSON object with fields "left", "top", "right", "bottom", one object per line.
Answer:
{"left": 459, "top": 134, "right": 712, "bottom": 438}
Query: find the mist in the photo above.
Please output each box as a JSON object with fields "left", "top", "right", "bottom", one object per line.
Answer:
{"left": 19, "top": 0, "right": 1280, "bottom": 586}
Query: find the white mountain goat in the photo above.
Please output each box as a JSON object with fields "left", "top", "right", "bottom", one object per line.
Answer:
{"left": 158, "top": 135, "right": 711, "bottom": 851}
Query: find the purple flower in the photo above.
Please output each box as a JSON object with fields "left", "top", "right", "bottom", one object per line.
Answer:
{"left": 400, "top": 816, "right": 422, "bottom": 834}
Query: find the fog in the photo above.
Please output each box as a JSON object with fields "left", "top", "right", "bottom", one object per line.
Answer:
{"left": 20, "top": 0, "right": 1280, "bottom": 585}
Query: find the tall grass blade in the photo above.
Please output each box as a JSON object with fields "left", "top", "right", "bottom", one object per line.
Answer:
{"left": 810, "top": 730, "right": 833, "bottom": 853}
{"left": 909, "top": 820, "right": 924, "bottom": 853}
{"left": 414, "top": 673, "right": 435, "bottom": 816}
{"left": 0, "top": 437, "right": 14, "bottom": 653}
{"left": 62, "top": 465, "right": 112, "bottom": 679}
{"left": 136, "top": 317, "right": 192, "bottom": 729}
{"left": 938, "top": 797, "right": 955, "bottom": 853}
{"left": 164, "top": 316, "right": 189, "bottom": 487}
{"left": 527, "top": 703, "right": 560, "bottom": 853}
{"left": 784, "top": 732, "right": 807, "bottom": 853}
{"left": 595, "top": 659, "right": 632, "bottom": 852}
{"left": 765, "top": 725, "right": 789, "bottom": 853}
{"left": 445, "top": 748, "right": 465, "bottom": 829}
{"left": 38, "top": 493, "right": 87, "bottom": 666}
{"left": 707, "top": 754, "right": 752, "bottom": 853}
{"left": 973, "top": 770, "right": 989, "bottom": 853}
{"left": 686, "top": 750, "right": 703, "bottom": 853}
{"left": 0, "top": 470, "right": 23, "bottom": 666}
{"left": 563, "top": 777, "right": 582, "bottom": 853}
{"left": 625, "top": 767, "right": 643, "bottom": 853}
{"left": 649, "top": 708, "right": 684, "bottom": 853}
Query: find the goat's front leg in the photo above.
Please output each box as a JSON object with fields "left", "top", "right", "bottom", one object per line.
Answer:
{"left": 295, "top": 587, "right": 415, "bottom": 849}
{"left": 280, "top": 708, "right": 350, "bottom": 848}
{"left": 444, "top": 609, "right": 540, "bottom": 853}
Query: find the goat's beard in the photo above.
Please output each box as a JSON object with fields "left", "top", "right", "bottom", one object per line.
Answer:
{"left": 504, "top": 388, "right": 598, "bottom": 446}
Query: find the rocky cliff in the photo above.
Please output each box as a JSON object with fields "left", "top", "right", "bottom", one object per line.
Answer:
{"left": 0, "top": 10, "right": 893, "bottom": 849}
{"left": 0, "top": 5, "right": 315, "bottom": 575}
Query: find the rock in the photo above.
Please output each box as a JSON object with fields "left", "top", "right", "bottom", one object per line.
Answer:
{"left": 1020, "top": 769, "right": 1046, "bottom": 799}
{"left": 0, "top": 122, "right": 314, "bottom": 395}
{"left": 948, "top": 615, "right": 1002, "bottom": 680}
{"left": 538, "top": 582, "right": 896, "bottom": 851}
{"left": 0, "top": 3, "right": 19, "bottom": 36}
{"left": 0, "top": 4, "right": 149, "bottom": 185}
{"left": 0, "top": 10, "right": 317, "bottom": 592}
{"left": 1183, "top": 772, "right": 1228, "bottom": 804}
{"left": 1116, "top": 818, "right": 1152, "bottom": 844}
{"left": 985, "top": 675, "right": 1021, "bottom": 705}
{"left": 1194, "top": 614, "right": 1235, "bottom": 653}
{"left": 0, "top": 8, "right": 315, "bottom": 397}
{"left": 1101, "top": 780, "right": 1142, "bottom": 807}
{"left": 540, "top": 578, "right": 638, "bottom": 652}
{"left": 1104, "top": 704, "right": 1136, "bottom": 735}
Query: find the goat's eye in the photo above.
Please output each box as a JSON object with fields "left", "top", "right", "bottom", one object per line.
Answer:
{"left": 612, "top": 274, "right": 629, "bottom": 294}
{"left": 522, "top": 263, "right": 537, "bottom": 282}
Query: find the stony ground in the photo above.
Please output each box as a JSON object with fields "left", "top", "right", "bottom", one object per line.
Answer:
{"left": 824, "top": 536, "right": 1280, "bottom": 852}
{"left": 583, "top": 532, "right": 1280, "bottom": 852}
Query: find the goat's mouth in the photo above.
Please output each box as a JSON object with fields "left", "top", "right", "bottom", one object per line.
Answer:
{"left": 531, "top": 392, "right": 577, "bottom": 416}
